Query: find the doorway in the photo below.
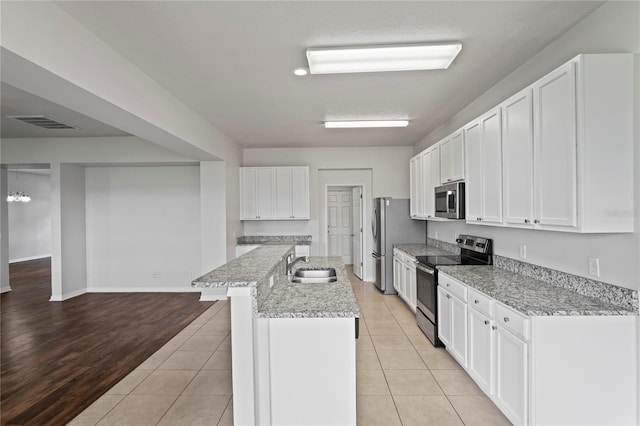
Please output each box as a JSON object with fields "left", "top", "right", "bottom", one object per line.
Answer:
{"left": 326, "top": 185, "right": 364, "bottom": 280}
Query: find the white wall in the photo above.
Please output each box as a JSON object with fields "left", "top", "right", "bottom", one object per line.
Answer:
{"left": 0, "top": 169, "right": 10, "bottom": 292}
{"left": 86, "top": 166, "right": 201, "bottom": 291}
{"left": 7, "top": 171, "right": 51, "bottom": 262}
{"left": 419, "top": 2, "right": 640, "bottom": 293}
{"left": 242, "top": 146, "right": 414, "bottom": 280}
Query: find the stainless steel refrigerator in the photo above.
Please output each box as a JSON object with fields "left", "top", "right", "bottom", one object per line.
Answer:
{"left": 372, "top": 198, "right": 426, "bottom": 294}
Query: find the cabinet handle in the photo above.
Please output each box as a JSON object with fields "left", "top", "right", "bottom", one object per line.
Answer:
{"left": 446, "top": 283, "right": 450, "bottom": 287}
{"left": 492, "top": 325, "right": 497, "bottom": 330}
{"left": 524, "top": 219, "right": 530, "bottom": 224}
{"left": 534, "top": 219, "right": 540, "bottom": 224}
{"left": 474, "top": 299, "right": 479, "bottom": 304}
{"left": 446, "top": 294, "right": 451, "bottom": 299}
{"left": 503, "top": 317, "right": 510, "bottom": 323}
{"left": 484, "top": 320, "right": 490, "bottom": 325}
{"left": 290, "top": 216, "right": 294, "bottom": 218}
{"left": 447, "top": 178, "right": 452, "bottom": 182}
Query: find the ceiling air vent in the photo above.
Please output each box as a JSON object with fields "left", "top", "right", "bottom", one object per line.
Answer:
{"left": 7, "top": 115, "right": 77, "bottom": 130}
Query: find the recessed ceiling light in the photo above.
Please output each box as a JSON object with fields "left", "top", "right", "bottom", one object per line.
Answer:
{"left": 292, "top": 67, "right": 309, "bottom": 76}
{"left": 324, "top": 120, "right": 409, "bottom": 129}
{"left": 307, "top": 43, "right": 462, "bottom": 74}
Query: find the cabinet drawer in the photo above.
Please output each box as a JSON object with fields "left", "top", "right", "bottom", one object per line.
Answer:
{"left": 438, "top": 273, "right": 467, "bottom": 301}
{"left": 494, "top": 303, "right": 530, "bottom": 340}
{"left": 468, "top": 288, "right": 493, "bottom": 317}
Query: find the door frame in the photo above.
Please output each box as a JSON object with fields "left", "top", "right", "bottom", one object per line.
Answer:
{"left": 323, "top": 184, "right": 364, "bottom": 273}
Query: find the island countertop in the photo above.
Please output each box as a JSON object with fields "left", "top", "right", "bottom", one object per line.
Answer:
{"left": 192, "top": 245, "right": 360, "bottom": 319}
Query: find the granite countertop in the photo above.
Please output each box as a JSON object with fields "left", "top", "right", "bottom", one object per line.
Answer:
{"left": 192, "top": 245, "right": 359, "bottom": 319}
{"left": 438, "top": 265, "right": 636, "bottom": 317}
{"left": 259, "top": 256, "right": 360, "bottom": 319}
{"left": 237, "top": 235, "right": 312, "bottom": 245}
{"left": 192, "top": 245, "right": 292, "bottom": 288}
{"left": 393, "top": 243, "right": 456, "bottom": 258}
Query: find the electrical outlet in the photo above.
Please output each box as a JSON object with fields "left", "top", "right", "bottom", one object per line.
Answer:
{"left": 152, "top": 272, "right": 161, "bottom": 279}
{"left": 519, "top": 244, "right": 527, "bottom": 259}
{"left": 588, "top": 258, "right": 600, "bottom": 277}
{"left": 435, "top": 230, "right": 438, "bottom": 240}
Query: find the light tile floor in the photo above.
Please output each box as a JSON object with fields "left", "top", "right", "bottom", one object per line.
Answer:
{"left": 70, "top": 268, "right": 511, "bottom": 425}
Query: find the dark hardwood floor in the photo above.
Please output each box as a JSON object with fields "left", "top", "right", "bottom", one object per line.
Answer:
{"left": 0, "top": 258, "right": 214, "bottom": 426}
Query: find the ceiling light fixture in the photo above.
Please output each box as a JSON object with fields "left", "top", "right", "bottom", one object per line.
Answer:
{"left": 292, "top": 67, "right": 309, "bottom": 76}
{"left": 324, "top": 120, "right": 409, "bottom": 129}
{"left": 307, "top": 42, "right": 462, "bottom": 74}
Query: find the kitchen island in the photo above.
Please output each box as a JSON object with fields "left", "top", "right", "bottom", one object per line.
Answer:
{"left": 193, "top": 245, "right": 360, "bottom": 426}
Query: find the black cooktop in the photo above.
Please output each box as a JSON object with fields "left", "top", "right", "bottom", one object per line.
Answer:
{"left": 415, "top": 254, "right": 490, "bottom": 267}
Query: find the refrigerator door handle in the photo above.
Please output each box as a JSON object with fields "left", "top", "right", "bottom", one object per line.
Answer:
{"left": 372, "top": 252, "right": 381, "bottom": 259}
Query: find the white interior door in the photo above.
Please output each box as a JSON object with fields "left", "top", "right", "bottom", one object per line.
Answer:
{"left": 327, "top": 189, "right": 353, "bottom": 264}
{"left": 351, "top": 187, "right": 363, "bottom": 279}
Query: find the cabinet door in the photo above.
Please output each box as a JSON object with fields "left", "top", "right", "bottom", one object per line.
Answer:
{"left": 450, "top": 131, "right": 465, "bottom": 182}
{"left": 407, "top": 265, "right": 416, "bottom": 312}
{"left": 422, "top": 150, "right": 433, "bottom": 218}
{"left": 495, "top": 326, "right": 528, "bottom": 426}
{"left": 410, "top": 156, "right": 418, "bottom": 218}
{"left": 415, "top": 154, "right": 424, "bottom": 218}
{"left": 429, "top": 145, "right": 440, "bottom": 218}
{"left": 240, "top": 168, "right": 258, "bottom": 219}
{"left": 290, "top": 167, "right": 309, "bottom": 219}
{"left": 533, "top": 61, "right": 577, "bottom": 228}
{"left": 467, "top": 309, "right": 494, "bottom": 394}
{"left": 437, "top": 287, "right": 452, "bottom": 347}
{"left": 440, "top": 136, "right": 452, "bottom": 184}
{"left": 464, "top": 121, "right": 483, "bottom": 222}
{"left": 449, "top": 295, "right": 468, "bottom": 367}
{"left": 393, "top": 256, "right": 401, "bottom": 292}
{"left": 256, "top": 168, "right": 275, "bottom": 219}
{"left": 480, "top": 108, "right": 503, "bottom": 224}
{"left": 502, "top": 89, "right": 534, "bottom": 226}
{"left": 275, "top": 168, "right": 292, "bottom": 219}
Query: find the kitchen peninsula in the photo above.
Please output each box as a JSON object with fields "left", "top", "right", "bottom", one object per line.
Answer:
{"left": 192, "top": 245, "right": 360, "bottom": 425}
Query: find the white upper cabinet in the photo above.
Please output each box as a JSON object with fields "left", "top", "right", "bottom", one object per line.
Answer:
{"left": 533, "top": 61, "right": 577, "bottom": 228}
{"left": 423, "top": 144, "right": 440, "bottom": 218}
{"left": 502, "top": 88, "right": 535, "bottom": 226}
{"left": 440, "top": 130, "right": 465, "bottom": 184}
{"left": 410, "top": 154, "right": 423, "bottom": 219}
{"left": 241, "top": 166, "right": 309, "bottom": 220}
{"left": 275, "top": 167, "right": 309, "bottom": 219}
{"left": 241, "top": 167, "right": 275, "bottom": 220}
{"left": 503, "top": 54, "right": 634, "bottom": 232}
{"left": 465, "top": 107, "right": 503, "bottom": 225}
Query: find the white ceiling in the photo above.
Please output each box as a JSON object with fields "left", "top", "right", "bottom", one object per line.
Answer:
{"left": 0, "top": 83, "right": 130, "bottom": 138}
{"left": 3, "top": 1, "right": 603, "bottom": 149}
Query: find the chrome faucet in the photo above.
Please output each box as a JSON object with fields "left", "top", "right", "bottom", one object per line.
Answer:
{"left": 286, "top": 254, "right": 310, "bottom": 276}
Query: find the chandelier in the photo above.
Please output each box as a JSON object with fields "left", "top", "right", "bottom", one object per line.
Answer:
{"left": 6, "top": 171, "right": 31, "bottom": 203}
{"left": 7, "top": 191, "right": 31, "bottom": 203}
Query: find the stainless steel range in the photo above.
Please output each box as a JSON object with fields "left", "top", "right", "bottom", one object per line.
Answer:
{"left": 415, "top": 235, "right": 492, "bottom": 346}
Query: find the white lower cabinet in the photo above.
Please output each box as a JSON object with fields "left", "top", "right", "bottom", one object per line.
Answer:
{"left": 439, "top": 272, "right": 637, "bottom": 426}
{"left": 467, "top": 307, "right": 493, "bottom": 394}
{"left": 393, "top": 248, "right": 416, "bottom": 312}
{"left": 437, "top": 274, "right": 468, "bottom": 368}
{"left": 494, "top": 322, "right": 528, "bottom": 425}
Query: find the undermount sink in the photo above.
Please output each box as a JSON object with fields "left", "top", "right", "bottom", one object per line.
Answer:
{"left": 290, "top": 267, "right": 337, "bottom": 283}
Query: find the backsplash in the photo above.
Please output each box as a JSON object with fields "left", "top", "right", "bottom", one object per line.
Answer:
{"left": 426, "top": 237, "right": 460, "bottom": 254}
{"left": 494, "top": 255, "right": 638, "bottom": 312}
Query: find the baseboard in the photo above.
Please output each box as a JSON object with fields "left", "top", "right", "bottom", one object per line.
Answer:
{"left": 199, "top": 294, "right": 228, "bottom": 301}
{"left": 9, "top": 254, "right": 51, "bottom": 263}
{"left": 87, "top": 286, "right": 201, "bottom": 293}
{"left": 50, "top": 288, "right": 87, "bottom": 301}
{"left": 0, "top": 286, "right": 12, "bottom": 294}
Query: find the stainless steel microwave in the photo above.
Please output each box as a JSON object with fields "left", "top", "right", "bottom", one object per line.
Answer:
{"left": 435, "top": 182, "right": 465, "bottom": 219}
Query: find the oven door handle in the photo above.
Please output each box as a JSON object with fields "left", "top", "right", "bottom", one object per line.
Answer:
{"left": 416, "top": 264, "right": 434, "bottom": 275}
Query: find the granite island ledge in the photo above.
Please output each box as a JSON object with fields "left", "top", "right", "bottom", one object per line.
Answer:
{"left": 192, "top": 244, "right": 360, "bottom": 318}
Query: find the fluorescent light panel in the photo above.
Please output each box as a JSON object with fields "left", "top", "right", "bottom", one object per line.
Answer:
{"left": 324, "top": 120, "right": 409, "bottom": 129}
{"left": 307, "top": 43, "right": 462, "bottom": 74}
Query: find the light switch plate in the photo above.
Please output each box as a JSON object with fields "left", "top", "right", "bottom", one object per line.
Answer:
{"left": 519, "top": 245, "right": 527, "bottom": 259}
